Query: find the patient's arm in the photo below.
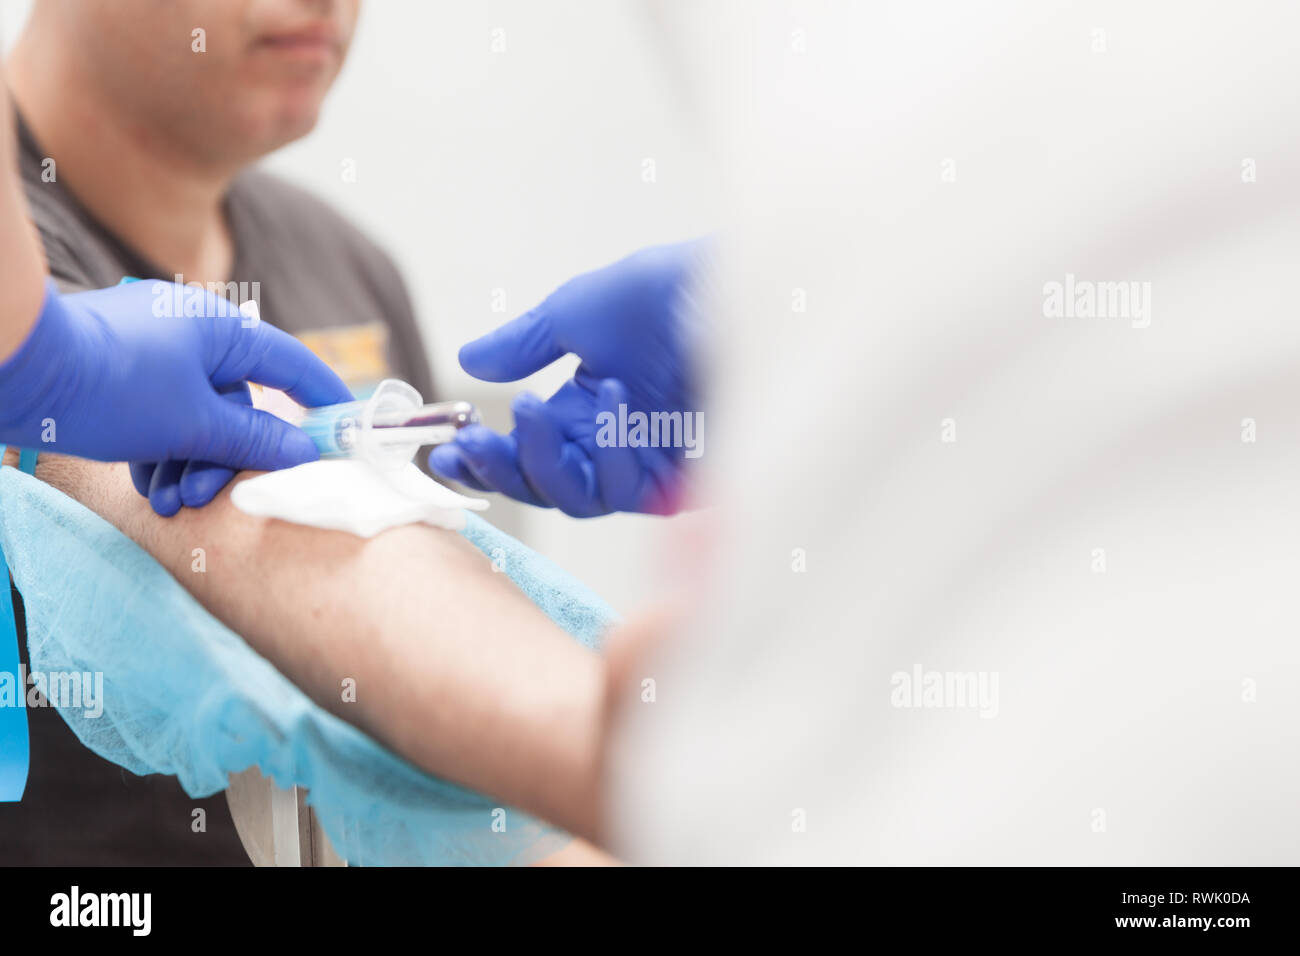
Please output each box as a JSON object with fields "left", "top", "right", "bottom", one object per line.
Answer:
{"left": 11, "top": 451, "right": 605, "bottom": 843}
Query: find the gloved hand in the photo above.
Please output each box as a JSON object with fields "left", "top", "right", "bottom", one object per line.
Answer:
{"left": 428, "top": 241, "right": 707, "bottom": 517}
{"left": 0, "top": 278, "right": 353, "bottom": 515}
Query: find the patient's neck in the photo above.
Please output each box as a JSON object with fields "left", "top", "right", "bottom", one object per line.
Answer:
{"left": 7, "top": 30, "right": 234, "bottom": 285}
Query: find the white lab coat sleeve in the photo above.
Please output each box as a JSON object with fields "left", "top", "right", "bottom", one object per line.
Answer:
{"left": 609, "top": 0, "right": 1300, "bottom": 864}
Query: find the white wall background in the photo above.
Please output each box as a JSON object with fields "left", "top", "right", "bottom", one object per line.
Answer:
{"left": 4, "top": 0, "right": 718, "bottom": 613}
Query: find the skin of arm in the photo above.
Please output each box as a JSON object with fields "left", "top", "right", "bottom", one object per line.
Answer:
{"left": 8, "top": 449, "right": 607, "bottom": 846}
{"left": 0, "top": 77, "right": 50, "bottom": 361}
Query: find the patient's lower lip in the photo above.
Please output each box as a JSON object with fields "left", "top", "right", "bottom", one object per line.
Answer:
{"left": 257, "top": 32, "right": 340, "bottom": 61}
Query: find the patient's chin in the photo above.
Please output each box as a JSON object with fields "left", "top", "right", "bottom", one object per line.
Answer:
{"left": 229, "top": 96, "right": 325, "bottom": 157}
{"left": 271, "top": 101, "right": 324, "bottom": 144}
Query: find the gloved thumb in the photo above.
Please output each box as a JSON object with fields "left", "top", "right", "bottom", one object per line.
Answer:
{"left": 196, "top": 398, "right": 320, "bottom": 473}
{"left": 458, "top": 306, "right": 564, "bottom": 383}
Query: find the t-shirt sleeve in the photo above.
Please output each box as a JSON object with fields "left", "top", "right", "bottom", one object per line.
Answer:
{"left": 364, "top": 245, "right": 436, "bottom": 406}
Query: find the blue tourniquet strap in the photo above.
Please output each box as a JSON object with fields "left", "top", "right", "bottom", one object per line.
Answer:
{"left": 0, "top": 444, "right": 36, "bottom": 801}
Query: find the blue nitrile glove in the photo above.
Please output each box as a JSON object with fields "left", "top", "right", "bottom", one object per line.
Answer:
{"left": 429, "top": 241, "right": 708, "bottom": 517}
{"left": 0, "top": 278, "right": 353, "bottom": 515}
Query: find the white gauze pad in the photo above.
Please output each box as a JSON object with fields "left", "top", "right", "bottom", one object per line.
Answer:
{"left": 231, "top": 459, "right": 488, "bottom": 538}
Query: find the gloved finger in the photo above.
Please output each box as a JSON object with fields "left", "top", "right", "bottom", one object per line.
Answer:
{"left": 216, "top": 380, "right": 254, "bottom": 404}
{"left": 174, "top": 381, "right": 251, "bottom": 506}
{"left": 148, "top": 459, "right": 186, "bottom": 517}
{"left": 458, "top": 306, "right": 563, "bottom": 383}
{"left": 193, "top": 399, "right": 321, "bottom": 473}
{"left": 453, "top": 425, "right": 549, "bottom": 507}
{"left": 130, "top": 461, "right": 157, "bottom": 499}
{"left": 592, "top": 378, "right": 654, "bottom": 513}
{"left": 178, "top": 461, "right": 238, "bottom": 509}
{"left": 637, "top": 444, "right": 687, "bottom": 515}
{"left": 211, "top": 321, "right": 353, "bottom": 408}
{"left": 428, "top": 443, "right": 493, "bottom": 492}
{"left": 511, "top": 392, "right": 601, "bottom": 517}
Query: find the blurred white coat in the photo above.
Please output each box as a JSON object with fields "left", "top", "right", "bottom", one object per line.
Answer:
{"left": 610, "top": 0, "right": 1300, "bottom": 865}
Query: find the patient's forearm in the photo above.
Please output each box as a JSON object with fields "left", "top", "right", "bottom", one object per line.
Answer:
{"left": 25, "top": 454, "right": 604, "bottom": 840}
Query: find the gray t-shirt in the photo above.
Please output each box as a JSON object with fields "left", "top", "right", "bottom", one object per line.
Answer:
{"left": 19, "top": 116, "right": 434, "bottom": 402}
{"left": 0, "top": 112, "right": 436, "bottom": 865}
